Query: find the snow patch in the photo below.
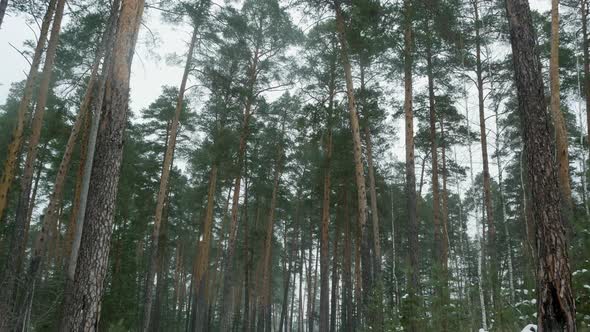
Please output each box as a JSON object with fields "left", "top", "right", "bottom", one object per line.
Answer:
{"left": 521, "top": 324, "right": 537, "bottom": 332}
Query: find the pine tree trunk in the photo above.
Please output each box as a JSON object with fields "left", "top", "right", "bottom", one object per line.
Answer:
{"left": 143, "top": 25, "right": 198, "bottom": 332}
{"left": 0, "top": 0, "right": 56, "bottom": 223}
{"left": 403, "top": 2, "right": 420, "bottom": 324}
{"left": 425, "top": 24, "right": 446, "bottom": 327}
{"left": 550, "top": 0, "right": 572, "bottom": 212}
{"left": 64, "top": 108, "right": 91, "bottom": 261}
{"left": 505, "top": 0, "right": 577, "bottom": 329}
{"left": 334, "top": 4, "right": 372, "bottom": 328}
{"left": 582, "top": 0, "right": 590, "bottom": 151}
{"left": 220, "top": 46, "right": 260, "bottom": 330}
{"left": 259, "top": 143, "right": 283, "bottom": 332}
{"left": 18, "top": 14, "right": 116, "bottom": 325}
{"left": 66, "top": 0, "right": 123, "bottom": 280}
{"left": 329, "top": 194, "right": 341, "bottom": 332}
{"left": 0, "top": 0, "right": 65, "bottom": 327}
{"left": 0, "top": 0, "right": 8, "bottom": 28}
{"left": 319, "top": 127, "right": 332, "bottom": 332}
{"left": 440, "top": 117, "right": 449, "bottom": 273}
{"left": 59, "top": 1, "right": 144, "bottom": 329}
{"left": 342, "top": 187, "right": 353, "bottom": 332}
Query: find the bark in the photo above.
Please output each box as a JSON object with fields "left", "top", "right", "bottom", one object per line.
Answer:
{"left": 473, "top": 1, "right": 498, "bottom": 309}
{"left": 329, "top": 192, "right": 342, "bottom": 332}
{"left": 243, "top": 165, "right": 251, "bottom": 332}
{"left": 583, "top": 0, "right": 590, "bottom": 151}
{"left": 0, "top": 0, "right": 65, "bottom": 327}
{"left": 0, "top": 0, "right": 56, "bottom": 223}
{"left": 0, "top": 0, "right": 8, "bottom": 28}
{"left": 259, "top": 143, "right": 283, "bottom": 332}
{"left": 220, "top": 45, "right": 260, "bottom": 331}
{"left": 403, "top": 1, "right": 419, "bottom": 328}
{"left": 143, "top": 25, "right": 198, "bottom": 332}
{"left": 505, "top": 0, "right": 577, "bottom": 329}
{"left": 17, "top": 13, "right": 117, "bottom": 326}
{"left": 59, "top": 1, "right": 144, "bottom": 329}
{"left": 319, "top": 127, "right": 333, "bottom": 332}
{"left": 341, "top": 187, "right": 353, "bottom": 332}
{"left": 334, "top": 4, "right": 372, "bottom": 328}
{"left": 66, "top": 0, "right": 123, "bottom": 280}
{"left": 550, "top": 0, "right": 572, "bottom": 212}
{"left": 440, "top": 116, "right": 449, "bottom": 274}
{"left": 64, "top": 108, "right": 91, "bottom": 261}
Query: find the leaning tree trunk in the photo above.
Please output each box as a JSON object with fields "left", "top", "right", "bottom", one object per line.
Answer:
{"left": 0, "top": 0, "right": 65, "bottom": 327}
{"left": 550, "top": 0, "right": 572, "bottom": 212}
{"left": 59, "top": 0, "right": 144, "bottom": 330}
{"left": 403, "top": 1, "right": 420, "bottom": 329}
{"left": 0, "top": 0, "right": 8, "bottom": 29}
{"left": 16, "top": 8, "right": 117, "bottom": 327}
{"left": 505, "top": 0, "right": 577, "bottom": 329}
{"left": 0, "top": 0, "right": 56, "bottom": 223}
{"left": 334, "top": 4, "right": 372, "bottom": 329}
{"left": 142, "top": 25, "right": 198, "bottom": 332}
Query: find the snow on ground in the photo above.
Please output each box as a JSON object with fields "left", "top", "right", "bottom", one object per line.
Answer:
{"left": 520, "top": 324, "right": 537, "bottom": 332}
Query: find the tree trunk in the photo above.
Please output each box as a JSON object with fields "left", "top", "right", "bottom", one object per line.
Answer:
{"left": 17, "top": 12, "right": 117, "bottom": 326}
{"left": 550, "top": 0, "right": 572, "bottom": 213}
{"left": 66, "top": 0, "right": 123, "bottom": 280}
{"left": 319, "top": 127, "right": 332, "bottom": 332}
{"left": 0, "top": 0, "right": 65, "bottom": 326}
{"left": 440, "top": 116, "right": 449, "bottom": 273}
{"left": 0, "top": 0, "right": 57, "bottom": 223}
{"left": 505, "top": 0, "right": 577, "bottom": 329}
{"left": 259, "top": 142, "right": 283, "bottom": 332}
{"left": 342, "top": 187, "right": 352, "bottom": 332}
{"left": 59, "top": 1, "right": 144, "bottom": 329}
{"left": 330, "top": 192, "right": 341, "bottom": 332}
{"left": 143, "top": 25, "right": 198, "bottom": 332}
{"left": 403, "top": 1, "right": 419, "bottom": 327}
{"left": 582, "top": 0, "right": 590, "bottom": 151}
{"left": 472, "top": 2, "right": 499, "bottom": 313}
{"left": 64, "top": 108, "right": 91, "bottom": 262}
{"left": 220, "top": 45, "right": 260, "bottom": 330}
{"left": 0, "top": 0, "right": 8, "bottom": 28}
{"left": 334, "top": 4, "right": 372, "bottom": 328}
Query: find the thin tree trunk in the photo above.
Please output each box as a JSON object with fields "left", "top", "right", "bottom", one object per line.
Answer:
{"left": 319, "top": 127, "right": 333, "bottom": 332}
{"left": 259, "top": 140, "right": 284, "bottom": 332}
{"left": 582, "top": 0, "right": 590, "bottom": 151}
{"left": 334, "top": 4, "right": 372, "bottom": 328}
{"left": 343, "top": 194, "right": 353, "bottom": 332}
{"left": 64, "top": 108, "right": 91, "bottom": 262}
{"left": 59, "top": 1, "right": 144, "bottom": 329}
{"left": 220, "top": 45, "right": 260, "bottom": 330}
{"left": 473, "top": 1, "right": 499, "bottom": 313}
{"left": 329, "top": 192, "right": 341, "bottom": 332}
{"left": 403, "top": 1, "right": 419, "bottom": 328}
{"left": 0, "top": 0, "right": 57, "bottom": 223}
{"left": 440, "top": 115, "right": 449, "bottom": 268}
{"left": 0, "top": 0, "right": 65, "bottom": 326}
{"left": 143, "top": 25, "right": 198, "bottom": 332}
{"left": 505, "top": 0, "right": 577, "bottom": 329}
